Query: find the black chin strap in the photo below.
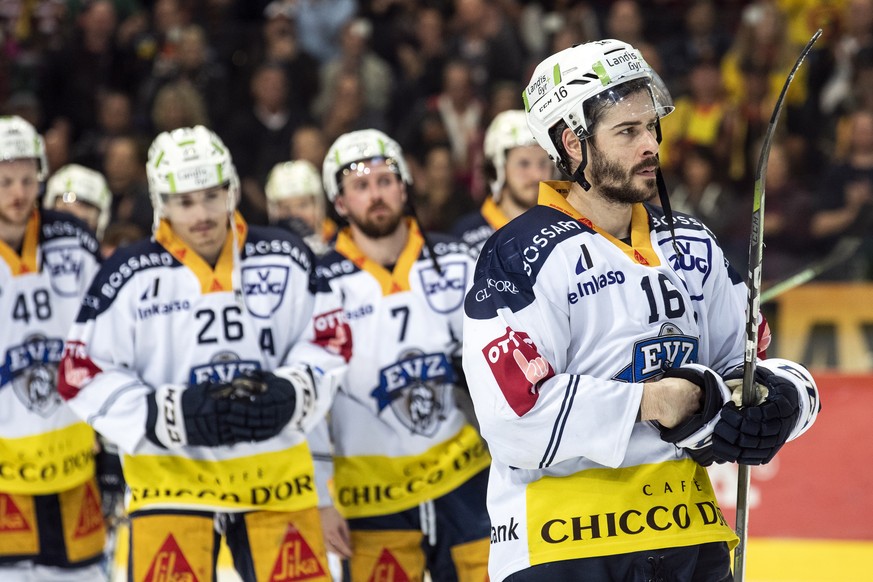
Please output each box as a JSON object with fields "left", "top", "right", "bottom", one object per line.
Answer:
{"left": 570, "top": 135, "right": 592, "bottom": 191}
{"left": 654, "top": 120, "right": 682, "bottom": 257}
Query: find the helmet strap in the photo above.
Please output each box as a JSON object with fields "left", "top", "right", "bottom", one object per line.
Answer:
{"left": 571, "top": 138, "right": 592, "bottom": 191}
{"left": 654, "top": 120, "right": 682, "bottom": 257}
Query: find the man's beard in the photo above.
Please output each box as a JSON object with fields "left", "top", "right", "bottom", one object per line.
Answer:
{"left": 587, "top": 153, "right": 658, "bottom": 205}
{"left": 349, "top": 203, "right": 404, "bottom": 238}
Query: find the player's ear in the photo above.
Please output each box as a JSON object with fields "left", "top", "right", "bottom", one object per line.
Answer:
{"left": 333, "top": 195, "right": 347, "bottom": 218}
{"left": 561, "top": 128, "right": 582, "bottom": 164}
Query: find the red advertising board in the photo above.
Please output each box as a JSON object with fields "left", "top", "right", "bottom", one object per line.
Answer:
{"left": 710, "top": 373, "right": 873, "bottom": 540}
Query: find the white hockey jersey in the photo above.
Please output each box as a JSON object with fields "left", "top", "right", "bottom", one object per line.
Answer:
{"left": 0, "top": 210, "right": 101, "bottom": 495}
{"left": 452, "top": 198, "right": 510, "bottom": 254}
{"left": 60, "top": 214, "right": 333, "bottom": 514}
{"left": 463, "top": 182, "right": 751, "bottom": 579}
{"left": 310, "top": 220, "right": 490, "bottom": 519}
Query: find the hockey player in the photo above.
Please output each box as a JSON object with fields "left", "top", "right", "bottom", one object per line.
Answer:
{"left": 462, "top": 40, "right": 820, "bottom": 581}
{"left": 452, "top": 110, "right": 553, "bottom": 253}
{"left": 58, "top": 126, "right": 338, "bottom": 582}
{"left": 44, "top": 164, "right": 112, "bottom": 240}
{"left": 313, "top": 129, "right": 491, "bottom": 580}
{"left": 265, "top": 159, "right": 336, "bottom": 255}
{"left": 0, "top": 116, "right": 105, "bottom": 580}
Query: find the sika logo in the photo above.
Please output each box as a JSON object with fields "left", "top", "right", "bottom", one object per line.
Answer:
{"left": 144, "top": 534, "right": 199, "bottom": 582}
{"left": 73, "top": 482, "right": 103, "bottom": 538}
{"left": 368, "top": 549, "right": 409, "bottom": 582}
{"left": 0, "top": 494, "right": 31, "bottom": 532}
{"left": 268, "top": 524, "right": 326, "bottom": 580}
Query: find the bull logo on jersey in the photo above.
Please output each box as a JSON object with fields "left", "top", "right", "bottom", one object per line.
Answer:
{"left": 614, "top": 323, "right": 699, "bottom": 382}
{"left": 418, "top": 262, "right": 467, "bottom": 314}
{"left": 43, "top": 244, "right": 83, "bottom": 297}
{"left": 371, "top": 350, "right": 454, "bottom": 436}
{"left": 1, "top": 334, "right": 65, "bottom": 417}
{"left": 241, "top": 265, "right": 289, "bottom": 318}
{"left": 189, "top": 351, "right": 261, "bottom": 385}
{"left": 661, "top": 236, "right": 713, "bottom": 287}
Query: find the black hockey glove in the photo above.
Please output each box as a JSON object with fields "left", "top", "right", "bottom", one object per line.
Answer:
{"left": 146, "top": 370, "right": 298, "bottom": 448}
{"left": 712, "top": 366, "right": 801, "bottom": 465}
{"left": 657, "top": 364, "right": 731, "bottom": 466}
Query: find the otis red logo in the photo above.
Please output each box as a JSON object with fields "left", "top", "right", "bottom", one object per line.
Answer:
{"left": 483, "top": 327, "right": 554, "bottom": 416}
{"left": 368, "top": 548, "right": 409, "bottom": 582}
{"left": 269, "top": 524, "right": 326, "bottom": 580}
{"left": 313, "top": 309, "right": 352, "bottom": 362}
{"left": 58, "top": 341, "right": 102, "bottom": 399}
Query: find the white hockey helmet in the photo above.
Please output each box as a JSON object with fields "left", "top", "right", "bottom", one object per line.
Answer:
{"left": 484, "top": 109, "right": 540, "bottom": 200}
{"left": 45, "top": 164, "right": 112, "bottom": 237}
{"left": 266, "top": 160, "right": 323, "bottom": 203}
{"left": 523, "top": 39, "right": 674, "bottom": 175}
{"left": 322, "top": 129, "right": 411, "bottom": 202}
{"left": 0, "top": 115, "right": 48, "bottom": 180}
{"left": 146, "top": 125, "right": 239, "bottom": 222}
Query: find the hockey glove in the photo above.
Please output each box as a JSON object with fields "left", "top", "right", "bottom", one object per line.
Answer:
{"left": 272, "top": 364, "right": 319, "bottom": 431}
{"left": 712, "top": 363, "right": 802, "bottom": 465}
{"left": 146, "top": 371, "right": 297, "bottom": 448}
{"left": 657, "top": 364, "right": 731, "bottom": 466}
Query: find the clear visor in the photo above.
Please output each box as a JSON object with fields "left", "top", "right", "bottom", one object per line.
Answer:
{"left": 336, "top": 156, "right": 401, "bottom": 187}
{"left": 581, "top": 73, "right": 674, "bottom": 142}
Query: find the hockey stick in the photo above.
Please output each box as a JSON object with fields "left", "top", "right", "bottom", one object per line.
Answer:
{"left": 733, "top": 29, "right": 822, "bottom": 582}
{"left": 760, "top": 236, "right": 862, "bottom": 303}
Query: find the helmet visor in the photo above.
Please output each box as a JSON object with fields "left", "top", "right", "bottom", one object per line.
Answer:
{"left": 581, "top": 73, "right": 674, "bottom": 141}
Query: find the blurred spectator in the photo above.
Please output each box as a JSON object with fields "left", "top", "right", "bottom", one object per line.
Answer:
{"left": 290, "top": 124, "right": 328, "bottom": 170}
{"left": 447, "top": 0, "right": 526, "bottom": 97}
{"left": 38, "top": 0, "right": 136, "bottom": 140}
{"left": 258, "top": 1, "right": 320, "bottom": 114}
{"left": 605, "top": 0, "right": 647, "bottom": 47}
{"left": 150, "top": 80, "right": 210, "bottom": 133}
{"left": 44, "top": 118, "right": 73, "bottom": 175}
{"left": 755, "top": 142, "right": 819, "bottom": 283}
{"left": 409, "top": 60, "right": 484, "bottom": 191}
{"left": 319, "top": 70, "right": 386, "bottom": 144}
{"left": 314, "top": 18, "right": 394, "bottom": 120}
{"left": 812, "top": 109, "right": 873, "bottom": 279}
{"left": 669, "top": 146, "right": 739, "bottom": 247}
{"left": 660, "top": 59, "right": 727, "bottom": 171}
{"left": 719, "top": 61, "right": 776, "bottom": 189}
{"left": 412, "top": 144, "right": 476, "bottom": 233}
{"left": 72, "top": 90, "right": 134, "bottom": 169}
{"left": 103, "top": 135, "right": 152, "bottom": 234}
{"left": 225, "top": 62, "right": 309, "bottom": 224}
{"left": 291, "top": 0, "right": 357, "bottom": 64}
{"left": 138, "top": 24, "right": 230, "bottom": 133}
{"left": 658, "top": 0, "right": 731, "bottom": 95}
{"left": 390, "top": 6, "right": 449, "bottom": 129}
{"left": 820, "top": 0, "right": 873, "bottom": 117}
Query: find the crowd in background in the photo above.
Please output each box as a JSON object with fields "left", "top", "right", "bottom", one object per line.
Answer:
{"left": 2, "top": 0, "right": 872, "bottom": 283}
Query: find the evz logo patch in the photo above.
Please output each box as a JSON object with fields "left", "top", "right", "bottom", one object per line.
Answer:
{"left": 614, "top": 324, "right": 699, "bottom": 382}
{"left": 483, "top": 327, "right": 554, "bottom": 416}
{"left": 242, "top": 265, "right": 289, "bottom": 318}
{"left": 371, "top": 350, "right": 454, "bottom": 436}
{"left": 43, "top": 245, "right": 83, "bottom": 297}
{"left": 189, "top": 352, "right": 261, "bottom": 385}
{"left": 418, "top": 261, "right": 467, "bottom": 314}
{"left": 1, "top": 335, "right": 65, "bottom": 417}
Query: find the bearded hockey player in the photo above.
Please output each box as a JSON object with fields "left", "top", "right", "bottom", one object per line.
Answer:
{"left": 58, "top": 126, "right": 339, "bottom": 582}
{"left": 452, "top": 110, "right": 553, "bottom": 253}
{"left": 312, "top": 129, "right": 491, "bottom": 581}
{"left": 0, "top": 116, "right": 105, "bottom": 580}
{"left": 462, "top": 40, "right": 820, "bottom": 581}
{"left": 44, "top": 164, "right": 112, "bottom": 241}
